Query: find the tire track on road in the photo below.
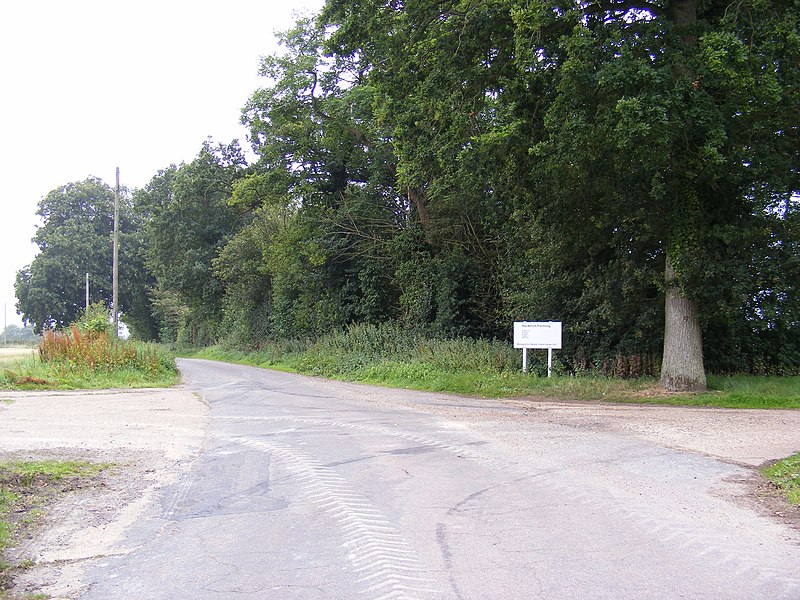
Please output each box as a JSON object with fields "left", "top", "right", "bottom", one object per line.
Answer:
{"left": 218, "top": 415, "right": 800, "bottom": 599}
{"left": 217, "top": 433, "right": 442, "bottom": 600}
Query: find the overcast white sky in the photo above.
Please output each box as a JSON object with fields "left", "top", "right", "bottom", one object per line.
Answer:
{"left": 0, "top": 0, "right": 324, "bottom": 328}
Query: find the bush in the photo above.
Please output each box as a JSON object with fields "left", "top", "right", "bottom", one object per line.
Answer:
{"left": 223, "top": 321, "right": 667, "bottom": 379}
{"left": 71, "top": 302, "right": 116, "bottom": 336}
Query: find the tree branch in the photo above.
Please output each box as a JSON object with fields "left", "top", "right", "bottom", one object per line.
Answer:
{"left": 581, "top": 0, "right": 664, "bottom": 18}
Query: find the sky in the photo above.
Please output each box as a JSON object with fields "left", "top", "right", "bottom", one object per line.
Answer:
{"left": 0, "top": 0, "right": 324, "bottom": 328}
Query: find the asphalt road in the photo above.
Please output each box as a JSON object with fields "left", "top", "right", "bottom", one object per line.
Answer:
{"left": 78, "top": 359, "right": 800, "bottom": 599}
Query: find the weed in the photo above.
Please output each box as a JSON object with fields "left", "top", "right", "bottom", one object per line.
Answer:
{"left": 762, "top": 454, "right": 800, "bottom": 505}
{"left": 0, "top": 330, "right": 178, "bottom": 390}
{"left": 39, "top": 327, "right": 165, "bottom": 377}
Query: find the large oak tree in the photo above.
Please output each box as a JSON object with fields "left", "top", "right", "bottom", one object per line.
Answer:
{"left": 321, "top": 0, "right": 799, "bottom": 389}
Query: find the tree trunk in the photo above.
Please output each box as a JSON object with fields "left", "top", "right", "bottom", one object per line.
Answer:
{"left": 660, "top": 255, "right": 706, "bottom": 391}
{"left": 407, "top": 186, "right": 430, "bottom": 229}
{"left": 659, "top": 0, "right": 706, "bottom": 392}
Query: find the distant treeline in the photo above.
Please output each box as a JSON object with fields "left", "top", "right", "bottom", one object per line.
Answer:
{"left": 1, "top": 324, "right": 40, "bottom": 344}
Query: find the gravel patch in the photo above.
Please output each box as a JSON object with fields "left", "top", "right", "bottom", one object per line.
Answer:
{"left": 0, "top": 388, "right": 209, "bottom": 599}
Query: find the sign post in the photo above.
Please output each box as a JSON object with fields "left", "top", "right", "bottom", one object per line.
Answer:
{"left": 513, "top": 321, "right": 562, "bottom": 377}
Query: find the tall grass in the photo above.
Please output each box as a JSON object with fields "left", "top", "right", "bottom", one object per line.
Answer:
{"left": 188, "top": 322, "right": 800, "bottom": 408}
{"left": 296, "top": 322, "right": 521, "bottom": 376}
{"left": 39, "top": 327, "right": 167, "bottom": 376}
{"left": 1, "top": 327, "right": 177, "bottom": 389}
{"left": 195, "top": 323, "right": 624, "bottom": 397}
{"left": 196, "top": 323, "right": 524, "bottom": 377}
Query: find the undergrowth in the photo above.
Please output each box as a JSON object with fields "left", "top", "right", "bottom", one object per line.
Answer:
{"left": 39, "top": 327, "right": 173, "bottom": 377}
{"left": 184, "top": 322, "right": 800, "bottom": 408}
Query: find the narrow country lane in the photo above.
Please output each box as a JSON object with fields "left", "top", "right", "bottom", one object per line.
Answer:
{"left": 79, "top": 359, "right": 800, "bottom": 599}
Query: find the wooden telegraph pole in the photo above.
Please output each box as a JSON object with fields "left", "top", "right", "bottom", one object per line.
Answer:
{"left": 112, "top": 167, "right": 120, "bottom": 337}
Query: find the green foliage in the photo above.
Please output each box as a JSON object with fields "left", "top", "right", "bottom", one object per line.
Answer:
{"left": 762, "top": 453, "right": 800, "bottom": 505}
{"left": 73, "top": 303, "right": 114, "bottom": 336}
{"left": 134, "top": 142, "right": 247, "bottom": 344}
{"left": 38, "top": 327, "right": 167, "bottom": 377}
{"left": 225, "top": 19, "right": 406, "bottom": 343}
{"left": 706, "top": 375, "right": 800, "bottom": 408}
{"left": 15, "top": 178, "right": 115, "bottom": 333}
{"left": 315, "top": 0, "right": 800, "bottom": 380}
{"left": 14, "top": 177, "right": 154, "bottom": 338}
{"left": 0, "top": 320, "right": 176, "bottom": 389}
{"left": 306, "top": 322, "right": 520, "bottom": 375}
{"left": 0, "top": 325, "right": 40, "bottom": 345}
{"left": 189, "top": 327, "right": 800, "bottom": 408}
{"left": 21, "top": 2, "right": 797, "bottom": 381}
{"left": 213, "top": 206, "right": 277, "bottom": 347}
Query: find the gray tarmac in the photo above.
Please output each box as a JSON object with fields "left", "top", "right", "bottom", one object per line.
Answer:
{"left": 2, "top": 358, "right": 799, "bottom": 599}
{"left": 76, "top": 359, "right": 800, "bottom": 599}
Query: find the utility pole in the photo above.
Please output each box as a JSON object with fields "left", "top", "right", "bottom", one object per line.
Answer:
{"left": 112, "top": 167, "right": 120, "bottom": 337}
{"left": 85, "top": 272, "right": 90, "bottom": 312}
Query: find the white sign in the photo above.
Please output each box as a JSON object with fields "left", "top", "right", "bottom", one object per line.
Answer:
{"left": 514, "top": 321, "right": 562, "bottom": 349}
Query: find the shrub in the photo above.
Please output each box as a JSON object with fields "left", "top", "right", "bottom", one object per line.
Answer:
{"left": 73, "top": 303, "right": 115, "bottom": 337}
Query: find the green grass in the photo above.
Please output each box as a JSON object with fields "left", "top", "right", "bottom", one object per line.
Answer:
{"left": 185, "top": 332, "right": 800, "bottom": 409}
{"left": 0, "top": 361, "right": 180, "bottom": 390}
{"left": 706, "top": 375, "right": 800, "bottom": 408}
{"left": 0, "top": 461, "right": 106, "bottom": 485}
{"left": 0, "top": 341, "right": 179, "bottom": 390}
{"left": 762, "top": 453, "right": 800, "bottom": 505}
{"left": 0, "top": 461, "right": 110, "bottom": 595}
{"left": 0, "top": 351, "right": 35, "bottom": 387}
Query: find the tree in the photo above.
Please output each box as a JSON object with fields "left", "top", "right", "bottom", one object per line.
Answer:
{"left": 231, "top": 19, "right": 407, "bottom": 340}
{"left": 520, "top": 0, "right": 798, "bottom": 389}
{"left": 321, "top": 0, "right": 800, "bottom": 388}
{"left": 134, "top": 141, "right": 246, "bottom": 344}
{"left": 0, "top": 324, "right": 41, "bottom": 344}
{"left": 15, "top": 177, "right": 152, "bottom": 334}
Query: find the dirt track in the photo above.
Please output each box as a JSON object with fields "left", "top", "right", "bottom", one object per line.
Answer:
{"left": 0, "top": 381, "right": 798, "bottom": 598}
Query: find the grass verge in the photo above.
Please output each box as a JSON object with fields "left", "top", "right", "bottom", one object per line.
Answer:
{"left": 0, "top": 336, "right": 178, "bottom": 391}
{"left": 0, "top": 461, "right": 110, "bottom": 596}
{"left": 183, "top": 335, "right": 800, "bottom": 409}
{"left": 762, "top": 453, "right": 800, "bottom": 505}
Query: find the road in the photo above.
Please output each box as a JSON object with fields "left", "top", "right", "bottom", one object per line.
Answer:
{"left": 74, "top": 359, "right": 799, "bottom": 599}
